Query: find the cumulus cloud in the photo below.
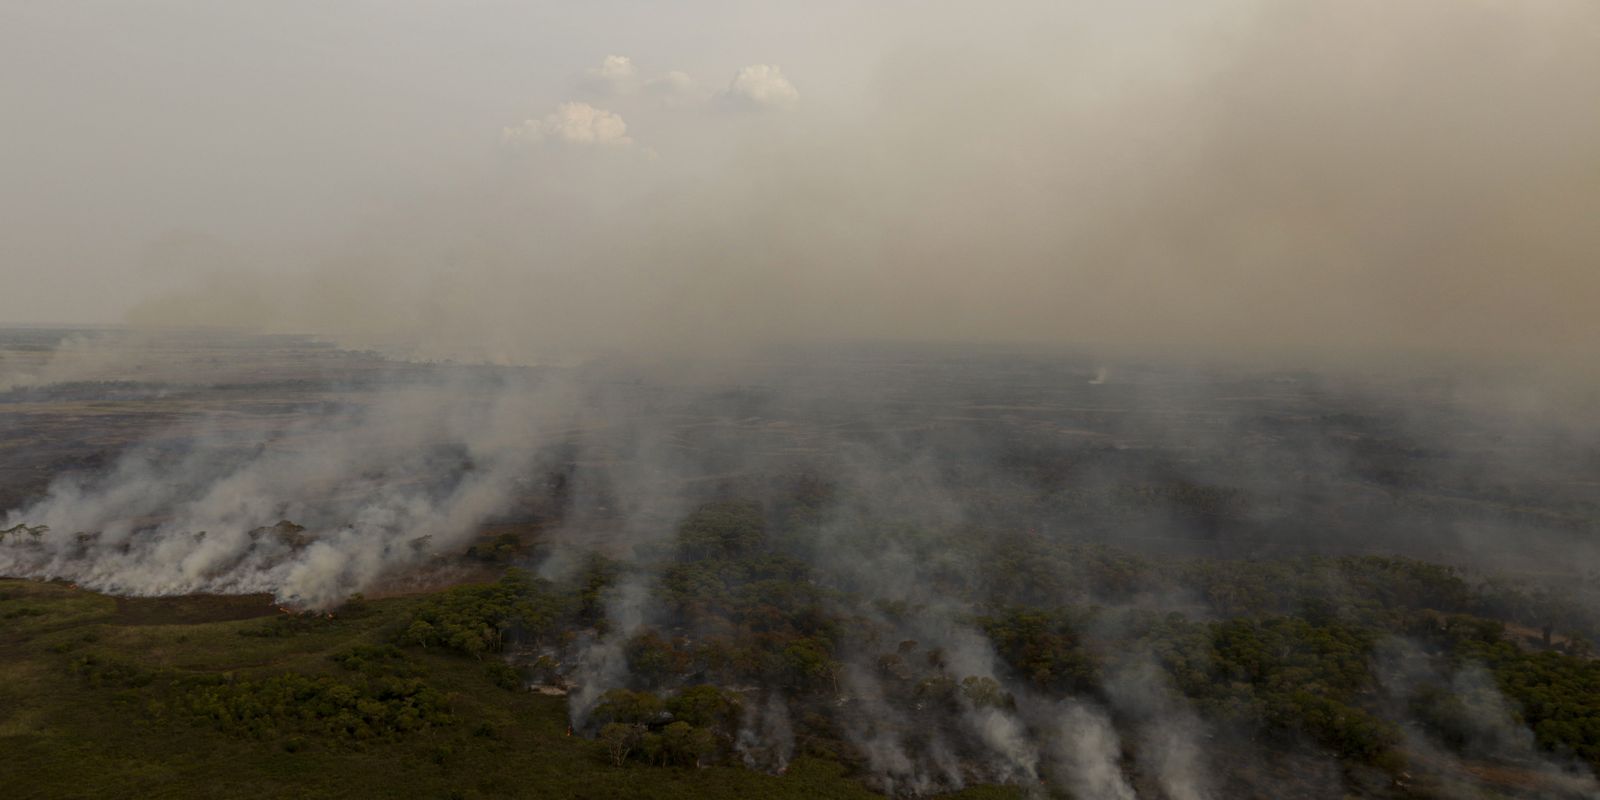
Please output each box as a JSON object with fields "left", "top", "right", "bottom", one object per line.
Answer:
{"left": 720, "top": 64, "right": 798, "bottom": 110}
{"left": 585, "top": 53, "right": 706, "bottom": 108}
{"left": 579, "top": 54, "right": 709, "bottom": 110}
{"left": 502, "top": 102, "right": 633, "bottom": 147}
{"left": 644, "top": 70, "right": 703, "bottom": 108}
{"left": 582, "top": 54, "right": 638, "bottom": 95}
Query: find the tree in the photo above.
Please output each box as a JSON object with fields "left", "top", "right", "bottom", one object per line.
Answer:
{"left": 600, "top": 722, "right": 641, "bottom": 767}
{"left": 675, "top": 502, "right": 765, "bottom": 561}
{"left": 593, "top": 689, "right": 663, "bottom": 726}
{"left": 0, "top": 523, "right": 48, "bottom": 544}
{"left": 626, "top": 630, "right": 684, "bottom": 687}
{"left": 660, "top": 721, "right": 717, "bottom": 767}
{"left": 668, "top": 685, "right": 740, "bottom": 730}
{"left": 780, "top": 638, "right": 838, "bottom": 693}
{"left": 960, "top": 676, "right": 1013, "bottom": 710}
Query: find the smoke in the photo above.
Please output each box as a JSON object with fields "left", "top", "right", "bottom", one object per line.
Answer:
{"left": 4, "top": 1, "right": 1600, "bottom": 794}
{"left": 1376, "top": 638, "right": 1600, "bottom": 798}
{"left": 1446, "top": 665, "right": 1544, "bottom": 760}
{"left": 966, "top": 706, "right": 1039, "bottom": 787}
{"left": 4, "top": 329, "right": 1599, "bottom": 794}
{"left": 736, "top": 693, "right": 795, "bottom": 773}
{"left": 0, "top": 329, "right": 268, "bottom": 393}
{"left": 841, "top": 662, "right": 950, "bottom": 796}
{"left": 0, "top": 372, "right": 573, "bottom": 606}
{"left": 1103, "top": 657, "right": 1215, "bottom": 800}
{"left": 567, "top": 579, "right": 657, "bottom": 728}
{"left": 1053, "top": 702, "right": 1136, "bottom": 800}
{"left": 0, "top": 334, "right": 121, "bottom": 393}
{"left": 0, "top": 1, "right": 1586, "bottom": 373}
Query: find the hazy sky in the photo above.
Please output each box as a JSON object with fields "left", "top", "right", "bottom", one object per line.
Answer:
{"left": 3, "top": 1, "right": 1598, "bottom": 366}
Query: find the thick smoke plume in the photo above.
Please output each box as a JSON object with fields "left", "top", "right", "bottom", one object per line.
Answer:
{"left": 4, "top": 1, "right": 1600, "bottom": 797}
{"left": 1054, "top": 702, "right": 1136, "bottom": 800}
{"left": 0, "top": 372, "right": 575, "bottom": 606}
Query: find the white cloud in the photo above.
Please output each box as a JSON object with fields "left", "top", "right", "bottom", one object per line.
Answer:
{"left": 583, "top": 54, "right": 637, "bottom": 95}
{"left": 502, "top": 102, "right": 633, "bottom": 147}
{"left": 644, "top": 70, "right": 702, "bottom": 108}
{"left": 721, "top": 64, "right": 798, "bottom": 110}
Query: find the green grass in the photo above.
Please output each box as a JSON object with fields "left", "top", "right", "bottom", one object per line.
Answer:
{"left": 0, "top": 579, "right": 1018, "bottom": 799}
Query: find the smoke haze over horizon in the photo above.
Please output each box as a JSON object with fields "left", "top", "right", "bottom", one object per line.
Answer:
{"left": 5, "top": 6, "right": 1600, "bottom": 793}
{"left": 3, "top": 1, "right": 1599, "bottom": 372}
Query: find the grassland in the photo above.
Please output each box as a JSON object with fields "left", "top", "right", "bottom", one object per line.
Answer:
{"left": 0, "top": 578, "right": 1019, "bottom": 799}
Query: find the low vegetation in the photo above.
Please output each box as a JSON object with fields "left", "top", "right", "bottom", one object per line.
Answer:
{"left": 3, "top": 501, "right": 1598, "bottom": 798}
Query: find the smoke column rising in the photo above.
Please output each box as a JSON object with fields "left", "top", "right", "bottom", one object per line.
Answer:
{"left": 3, "top": 1, "right": 1600, "bottom": 796}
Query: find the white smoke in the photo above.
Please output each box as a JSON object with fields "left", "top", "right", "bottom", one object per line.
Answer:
{"left": 736, "top": 692, "right": 796, "bottom": 773}
{"left": 1054, "top": 701, "right": 1136, "bottom": 800}
{"left": 1102, "top": 657, "right": 1215, "bottom": 800}
{"left": 967, "top": 706, "right": 1040, "bottom": 786}
{"left": 1, "top": 370, "right": 579, "bottom": 607}
{"left": 1376, "top": 638, "right": 1600, "bottom": 798}
{"left": 1438, "top": 664, "right": 1599, "bottom": 795}
{"left": 841, "top": 662, "right": 950, "bottom": 796}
